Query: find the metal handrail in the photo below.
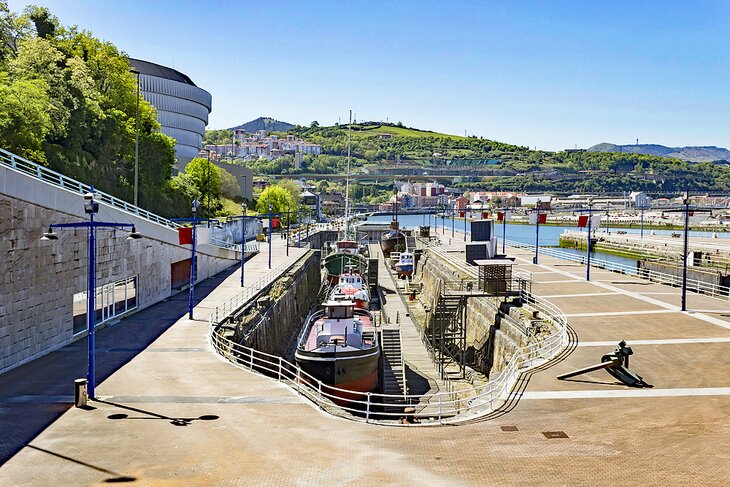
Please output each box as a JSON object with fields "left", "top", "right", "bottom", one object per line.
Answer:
{"left": 209, "top": 286, "right": 567, "bottom": 425}
{"left": 209, "top": 248, "right": 310, "bottom": 324}
{"left": 210, "top": 245, "right": 568, "bottom": 426}
{"left": 504, "top": 238, "right": 730, "bottom": 299}
{"left": 0, "top": 147, "right": 180, "bottom": 229}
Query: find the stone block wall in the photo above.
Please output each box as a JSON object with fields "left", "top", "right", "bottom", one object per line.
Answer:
{"left": 0, "top": 167, "right": 240, "bottom": 374}
{"left": 235, "top": 250, "right": 321, "bottom": 356}
{"left": 413, "top": 249, "right": 530, "bottom": 377}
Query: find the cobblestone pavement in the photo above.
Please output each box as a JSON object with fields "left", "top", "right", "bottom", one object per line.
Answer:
{"left": 2, "top": 234, "right": 730, "bottom": 486}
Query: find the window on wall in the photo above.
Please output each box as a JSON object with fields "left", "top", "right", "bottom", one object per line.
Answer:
{"left": 72, "top": 276, "right": 138, "bottom": 336}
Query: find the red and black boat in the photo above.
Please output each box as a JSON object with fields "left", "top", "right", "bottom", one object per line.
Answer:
{"left": 294, "top": 300, "right": 380, "bottom": 402}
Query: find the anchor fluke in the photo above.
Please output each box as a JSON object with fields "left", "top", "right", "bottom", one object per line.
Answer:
{"left": 557, "top": 340, "right": 653, "bottom": 388}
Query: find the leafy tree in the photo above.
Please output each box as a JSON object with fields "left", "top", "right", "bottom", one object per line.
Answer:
{"left": 256, "top": 184, "right": 295, "bottom": 215}
{"left": 185, "top": 157, "right": 221, "bottom": 199}
{"left": 0, "top": 72, "right": 51, "bottom": 161}
{"left": 278, "top": 178, "right": 302, "bottom": 205}
{"left": 219, "top": 166, "right": 240, "bottom": 199}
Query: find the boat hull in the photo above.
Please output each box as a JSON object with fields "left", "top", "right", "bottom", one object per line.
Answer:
{"left": 295, "top": 348, "right": 380, "bottom": 403}
{"left": 323, "top": 253, "right": 368, "bottom": 284}
{"left": 381, "top": 233, "right": 405, "bottom": 258}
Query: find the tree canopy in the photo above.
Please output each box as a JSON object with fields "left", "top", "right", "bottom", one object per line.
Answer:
{"left": 0, "top": 2, "right": 184, "bottom": 216}
{"left": 256, "top": 185, "right": 295, "bottom": 215}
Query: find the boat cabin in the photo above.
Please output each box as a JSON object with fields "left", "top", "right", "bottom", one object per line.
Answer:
{"left": 314, "top": 300, "right": 364, "bottom": 349}
{"left": 335, "top": 241, "right": 359, "bottom": 254}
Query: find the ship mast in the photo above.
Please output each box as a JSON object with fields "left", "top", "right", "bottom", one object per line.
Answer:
{"left": 344, "top": 110, "right": 352, "bottom": 238}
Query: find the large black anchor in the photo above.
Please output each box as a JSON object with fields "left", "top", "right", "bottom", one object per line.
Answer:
{"left": 557, "top": 340, "right": 653, "bottom": 388}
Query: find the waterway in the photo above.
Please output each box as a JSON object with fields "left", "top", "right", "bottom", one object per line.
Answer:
{"left": 364, "top": 213, "right": 641, "bottom": 269}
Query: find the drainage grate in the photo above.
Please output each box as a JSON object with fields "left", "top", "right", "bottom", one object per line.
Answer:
{"left": 542, "top": 431, "right": 569, "bottom": 439}
{"left": 500, "top": 425, "right": 519, "bottom": 432}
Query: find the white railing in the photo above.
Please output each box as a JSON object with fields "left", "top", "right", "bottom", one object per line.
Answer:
{"left": 209, "top": 237, "right": 261, "bottom": 254}
{"left": 210, "top": 287, "right": 567, "bottom": 426}
{"left": 504, "top": 238, "right": 730, "bottom": 300}
{"left": 208, "top": 248, "right": 310, "bottom": 324}
{"left": 210, "top": 241, "right": 568, "bottom": 425}
{"left": 0, "top": 147, "right": 180, "bottom": 229}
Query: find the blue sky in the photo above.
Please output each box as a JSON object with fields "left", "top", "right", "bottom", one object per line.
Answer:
{"left": 8, "top": 0, "right": 730, "bottom": 151}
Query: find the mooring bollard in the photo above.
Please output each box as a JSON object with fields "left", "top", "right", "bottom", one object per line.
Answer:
{"left": 74, "top": 378, "right": 88, "bottom": 408}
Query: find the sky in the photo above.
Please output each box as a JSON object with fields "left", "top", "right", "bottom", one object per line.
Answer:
{"left": 8, "top": 0, "right": 730, "bottom": 151}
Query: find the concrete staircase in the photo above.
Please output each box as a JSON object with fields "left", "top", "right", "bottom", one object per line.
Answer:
{"left": 380, "top": 328, "right": 406, "bottom": 409}
{"left": 369, "top": 243, "right": 449, "bottom": 416}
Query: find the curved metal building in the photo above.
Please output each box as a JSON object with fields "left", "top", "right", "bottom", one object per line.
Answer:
{"left": 129, "top": 58, "right": 212, "bottom": 168}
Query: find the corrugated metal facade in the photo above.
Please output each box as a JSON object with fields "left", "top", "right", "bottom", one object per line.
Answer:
{"left": 136, "top": 70, "right": 212, "bottom": 168}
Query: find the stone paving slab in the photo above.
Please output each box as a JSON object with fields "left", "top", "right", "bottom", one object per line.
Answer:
{"left": 526, "top": 342, "right": 730, "bottom": 391}
{"left": 567, "top": 312, "right": 730, "bottom": 341}
{"left": 546, "top": 293, "right": 666, "bottom": 314}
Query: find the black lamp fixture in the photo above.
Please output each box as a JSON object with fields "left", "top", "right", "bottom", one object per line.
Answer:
{"left": 41, "top": 226, "right": 59, "bottom": 241}
{"left": 126, "top": 225, "right": 142, "bottom": 240}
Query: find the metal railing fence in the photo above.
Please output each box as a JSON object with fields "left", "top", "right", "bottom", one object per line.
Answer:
{"left": 208, "top": 248, "right": 310, "bottom": 324}
{"left": 210, "top": 287, "right": 567, "bottom": 426}
{"left": 504, "top": 238, "right": 730, "bottom": 299}
{"left": 0, "top": 147, "right": 180, "bottom": 229}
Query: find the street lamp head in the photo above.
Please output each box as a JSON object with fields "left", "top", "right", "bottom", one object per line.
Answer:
{"left": 192, "top": 198, "right": 200, "bottom": 213}
{"left": 126, "top": 225, "right": 142, "bottom": 240}
{"left": 83, "top": 191, "right": 99, "bottom": 214}
{"left": 41, "top": 226, "right": 59, "bottom": 241}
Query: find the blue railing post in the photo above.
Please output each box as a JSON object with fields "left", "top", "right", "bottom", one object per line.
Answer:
{"left": 268, "top": 204, "right": 273, "bottom": 269}
{"left": 87, "top": 190, "right": 96, "bottom": 399}
{"left": 189, "top": 199, "right": 199, "bottom": 319}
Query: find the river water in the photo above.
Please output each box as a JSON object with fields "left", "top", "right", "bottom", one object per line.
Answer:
{"left": 364, "top": 213, "right": 643, "bottom": 268}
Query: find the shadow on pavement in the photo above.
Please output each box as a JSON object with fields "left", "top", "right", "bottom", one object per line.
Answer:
{"left": 0, "top": 265, "right": 237, "bottom": 466}
{"left": 100, "top": 399, "right": 220, "bottom": 427}
{"left": 27, "top": 445, "right": 136, "bottom": 483}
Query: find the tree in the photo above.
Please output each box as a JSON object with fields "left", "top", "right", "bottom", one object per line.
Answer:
{"left": 310, "top": 120, "right": 319, "bottom": 128}
{"left": 0, "top": 72, "right": 51, "bottom": 161}
{"left": 185, "top": 157, "right": 222, "bottom": 200}
{"left": 278, "top": 178, "right": 302, "bottom": 205}
{"left": 256, "top": 184, "right": 294, "bottom": 215}
{"left": 219, "top": 166, "right": 241, "bottom": 199}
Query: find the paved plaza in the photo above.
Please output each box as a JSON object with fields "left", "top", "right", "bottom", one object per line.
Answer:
{"left": 1, "top": 233, "right": 730, "bottom": 486}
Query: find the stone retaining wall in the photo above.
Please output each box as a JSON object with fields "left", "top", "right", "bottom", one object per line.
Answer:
{"left": 0, "top": 166, "right": 240, "bottom": 374}
{"left": 413, "top": 249, "right": 531, "bottom": 377}
{"left": 234, "top": 250, "right": 321, "bottom": 356}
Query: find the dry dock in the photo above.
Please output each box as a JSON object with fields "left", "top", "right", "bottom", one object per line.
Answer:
{"left": 2, "top": 227, "right": 730, "bottom": 485}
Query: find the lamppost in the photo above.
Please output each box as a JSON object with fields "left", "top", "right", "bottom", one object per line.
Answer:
{"left": 189, "top": 199, "right": 199, "bottom": 318}
{"left": 605, "top": 203, "right": 611, "bottom": 235}
{"left": 205, "top": 150, "right": 212, "bottom": 226}
{"left": 639, "top": 204, "right": 646, "bottom": 238}
{"left": 268, "top": 203, "right": 273, "bottom": 269}
{"left": 286, "top": 202, "right": 290, "bottom": 257}
{"left": 533, "top": 199, "right": 542, "bottom": 264}
{"left": 241, "top": 201, "right": 246, "bottom": 287}
{"left": 500, "top": 206, "right": 509, "bottom": 254}
{"left": 41, "top": 188, "right": 141, "bottom": 399}
{"left": 129, "top": 68, "right": 140, "bottom": 208}
{"left": 463, "top": 206, "right": 468, "bottom": 242}
{"left": 451, "top": 206, "right": 455, "bottom": 238}
{"left": 586, "top": 198, "right": 594, "bottom": 281}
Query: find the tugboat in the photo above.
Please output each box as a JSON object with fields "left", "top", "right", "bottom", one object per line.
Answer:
{"left": 322, "top": 241, "right": 368, "bottom": 285}
{"left": 381, "top": 191, "right": 406, "bottom": 257}
{"left": 331, "top": 268, "right": 370, "bottom": 309}
{"left": 393, "top": 251, "right": 414, "bottom": 278}
{"left": 295, "top": 300, "right": 380, "bottom": 402}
